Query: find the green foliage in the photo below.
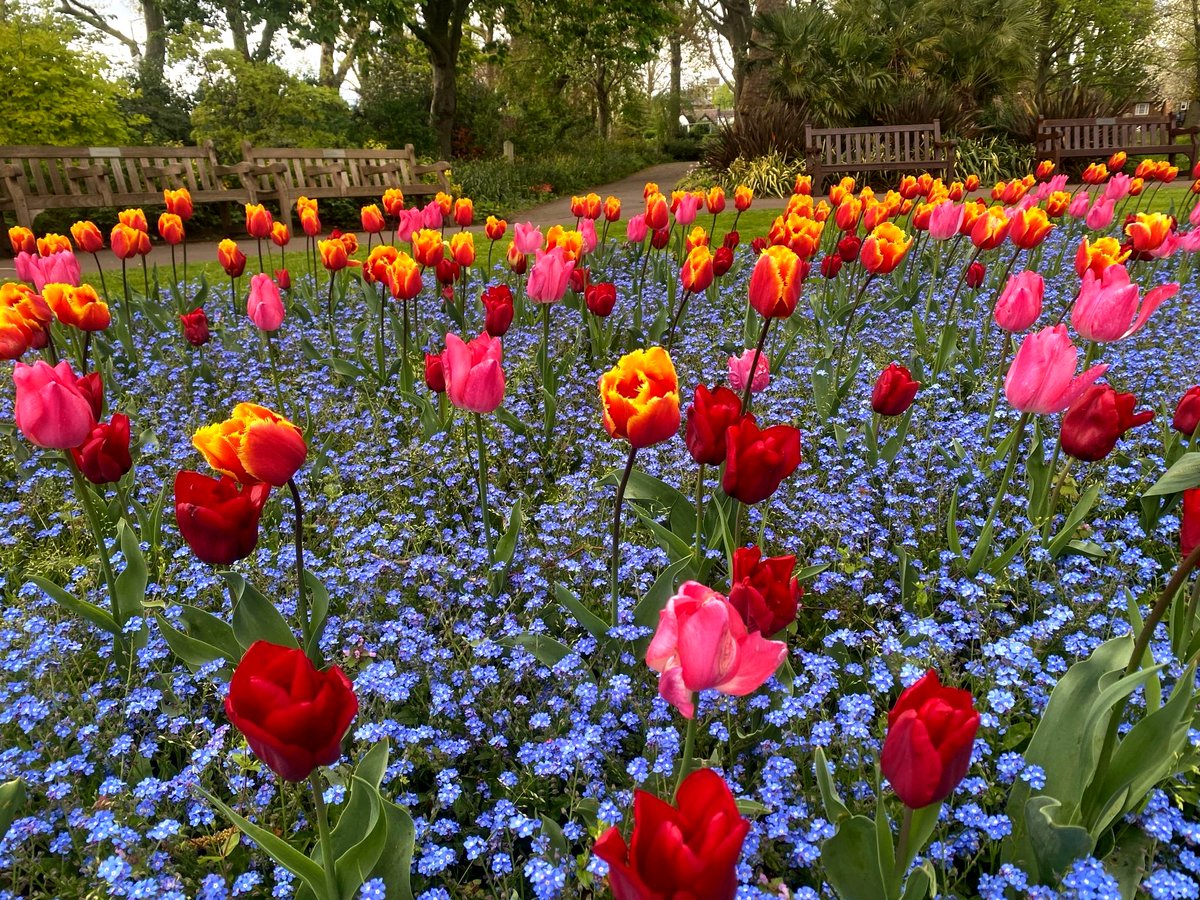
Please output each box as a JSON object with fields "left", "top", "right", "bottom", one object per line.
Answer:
{"left": 953, "top": 135, "right": 1035, "bottom": 183}
{"left": 0, "top": 14, "right": 135, "bottom": 145}
{"left": 190, "top": 50, "right": 356, "bottom": 160}
{"left": 682, "top": 150, "right": 804, "bottom": 198}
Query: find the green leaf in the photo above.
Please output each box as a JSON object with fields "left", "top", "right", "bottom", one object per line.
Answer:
{"left": 601, "top": 468, "right": 696, "bottom": 539}
{"left": 902, "top": 801, "right": 943, "bottom": 875}
{"left": 631, "top": 557, "right": 695, "bottom": 632}
{"left": 820, "top": 815, "right": 889, "bottom": 900}
{"left": 812, "top": 747, "right": 850, "bottom": 823}
{"left": 899, "top": 861, "right": 935, "bottom": 900}
{"left": 0, "top": 779, "right": 25, "bottom": 839}
{"left": 329, "top": 357, "right": 370, "bottom": 380}
{"left": 200, "top": 789, "right": 329, "bottom": 899}
{"left": 114, "top": 520, "right": 147, "bottom": 625}
{"left": 222, "top": 572, "right": 298, "bottom": 650}
{"left": 500, "top": 633, "right": 573, "bottom": 668}
{"left": 552, "top": 584, "right": 611, "bottom": 642}
{"left": 1145, "top": 452, "right": 1200, "bottom": 496}
{"left": 490, "top": 501, "right": 524, "bottom": 594}
{"left": 540, "top": 815, "right": 569, "bottom": 858}
{"left": 155, "top": 612, "right": 228, "bottom": 668}
{"left": 1048, "top": 484, "right": 1101, "bottom": 558}
{"left": 495, "top": 406, "right": 529, "bottom": 438}
{"left": 945, "top": 492, "right": 962, "bottom": 558}
{"left": 985, "top": 525, "right": 1038, "bottom": 576}
{"left": 27, "top": 575, "right": 119, "bottom": 634}
{"left": 630, "top": 504, "right": 694, "bottom": 561}
{"left": 796, "top": 563, "right": 830, "bottom": 582}
{"left": 371, "top": 797, "right": 415, "bottom": 899}
{"left": 335, "top": 777, "right": 388, "bottom": 900}
{"left": 1023, "top": 796, "right": 1095, "bottom": 882}
{"left": 734, "top": 798, "right": 771, "bottom": 817}
{"left": 305, "top": 572, "right": 330, "bottom": 660}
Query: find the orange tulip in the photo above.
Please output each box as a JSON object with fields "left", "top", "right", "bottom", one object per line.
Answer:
{"left": 749, "top": 245, "right": 803, "bottom": 318}
{"left": 1082, "top": 163, "right": 1109, "bottom": 185}
{"left": 44, "top": 283, "right": 110, "bottom": 331}
{"left": 570, "top": 195, "right": 587, "bottom": 218}
{"left": 1074, "top": 236, "right": 1130, "bottom": 278}
{"left": 454, "top": 197, "right": 474, "bottom": 227}
{"left": 912, "top": 202, "right": 935, "bottom": 231}
{"left": 598, "top": 347, "right": 681, "bottom": 449}
{"left": 545, "top": 226, "right": 583, "bottom": 262}
{"left": 270, "top": 222, "right": 290, "bottom": 248}
{"left": 365, "top": 245, "right": 398, "bottom": 284}
{"left": 862, "top": 201, "right": 890, "bottom": 231}
{"left": 1108, "top": 151, "right": 1127, "bottom": 171}
{"left": 193, "top": 402, "right": 307, "bottom": 487}
{"left": 164, "top": 187, "right": 194, "bottom": 221}
{"left": 1134, "top": 160, "right": 1155, "bottom": 180}
{"left": 1160, "top": 164, "right": 1180, "bottom": 184}
{"left": 36, "top": 234, "right": 72, "bottom": 256}
{"left": 296, "top": 196, "right": 318, "bottom": 218}
{"left": 506, "top": 241, "right": 527, "bottom": 274}
{"left": 434, "top": 191, "right": 453, "bottom": 216}
{"left": 603, "top": 195, "right": 622, "bottom": 222}
{"left": 70, "top": 221, "right": 105, "bottom": 254}
{"left": 485, "top": 216, "right": 507, "bottom": 241}
{"left": 110, "top": 224, "right": 142, "bottom": 260}
{"left": 645, "top": 192, "right": 670, "bottom": 230}
{"left": 411, "top": 229, "right": 444, "bottom": 268}
{"left": 969, "top": 206, "right": 1010, "bottom": 250}
{"left": 834, "top": 197, "right": 862, "bottom": 232}
{"left": 704, "top": 187, "right": 725, "bottom": 215}
{"left": 860, "top": 222, "right": 912, "bottom": 274}
{"left": 768, "top": 214, "right": 823, "bottom": 260}
{"left": 0, "top": 282, "right": 52, "bottom": 358}
{"left": 785, "top": 194, "right": 815, "bottom": 219}
{"left": 218, "top": 239, "right": 246, "bottom": 277}
{"left": 947, "top": 181, "right": 965, "bottom": 201}
{"left": 300, "top": 209, "right": 322, "bottom": 237}
{"left": 1009, "top": 207, "right": 1053, "bottom": 249}
{"left": 450, "top": 231, "right": 475, "bottom": 267}
{"left": 338, "top": 231, "right": 358, "bottom": 255}
{"left": 685, "top": 227, "right": 709, "bottom": 255}
{"left": 157, "top": 213, "right": 184, "bottom": 246}
{"left": 915, "top": 173, "right": 933, "bottom": 196}
{"left": 382, "top": 188, "right": 405, "bottom": 218}
{"left": 793, "top": 174, "right": 812, "bottom": 196}
{"left": 385, "top": 252, "right": 423, "bottom": 300}
{"left": 1045, "top": 191, "right": 1071, "bottom": 217}
{"left": 583, "top": 193, "right": 602, "bottom": 220}
{"left": 1125, "top": 212, "right": 1173, "bottom": 253}
{"left": 1035, "top": 159, "right": 1055, "bottom": 180}
{"left": 118, "top": 209, "right": 148, "bottom": 233}
{"left": 643, "top": 181, "right": 659, "bottom": 198}
{"left": 244, "top": 203, "right": 272, "bottom": 239}
{"left": 898, "top": 175, "right": 920, "bottom": 200}
{"left": 734, "top": 185, "right": 753, "bottom": 212}
{"left": 8, "top": 226, "right": 36, "bottom": 255}
{"left": 1129, "top": 177, "right": 1145, "bottom": 196}
{"left": 318, "top": 238, "right": 349, "bottom": 271}
{"left": 361, "top": 204, "right": 386, "bottom": 234}
{"left": 680, "top": 245, "right": 714, "bottom": 293}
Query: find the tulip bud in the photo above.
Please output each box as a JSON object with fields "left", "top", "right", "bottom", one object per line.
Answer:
{"left": 180, "top": 307, "right": 210, "bottom": 346}
{"left": 965, "top": 261, "right": 985, "bottom": 289}
{"left": 871, "top": 363, "right": 920, "bottom": 416}
{"left": 585, "top": 282, "right": 616, "bottom": 317}
{"left": 1173, "top": 386, "right": 1200, "bottom": 436}
{"left": 424, "top": 352, "right": 446, "bottom": 393}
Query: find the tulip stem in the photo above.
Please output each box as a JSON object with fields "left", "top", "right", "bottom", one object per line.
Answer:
{"left": 540, "top": 304, "right": 553, "bottom": 457}
{"left": 610, "top": 446, "right": 638, "bottom": 625}
{"left": 981, "top": 247, "right": 1021, "bottom": 346}
{"left": 672, "top": 703, "right": 698, "bottom": 803}
{"left": 981, "top": 332, "right": 1012, "bottom": 445}
{"left": 741, "top": 316, "right": 772, "bottom": 413}
{"left": 694, "top": 465, "right": 706, "bottom": 565}
{"left": 894, "top": 805, "right": 915, "bottom": 881}
{"left": 287, "top": 478, "right": 313, "bottom": 660}
{"left": 265, "top": 332, "right": 285, "bottom": 413}
{"left": 1041, "top": 457, "right": 1074, "bottom": 541}
{"left": 474, "top": 413, "right": 495, "bottom": 572}
{"left": 308, "top": 773, "right": 341, "bottom": 900}
{"left": 833, "top": 274, "right": 874, "bottom": 378}
{"left": 326, "top": 276, "right": 338, "bottom": 355}
{"left": 90, "top": 252, "right": 112, "bottom": 305}
{"left": 967, "top": 412, "right": 1030, "bottom": 576}
{"left": 664, "top": 289, "right": 691, "bottom": 351}
{"left": 69, "top": 461, "right": 119, "bottom": 623}
{"left": 120, "top": 259, "right": 139, "bottom": 366}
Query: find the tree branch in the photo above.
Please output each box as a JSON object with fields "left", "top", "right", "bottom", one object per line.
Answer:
{"left": 58, "top": 0, "right": 142, "bottom": 57}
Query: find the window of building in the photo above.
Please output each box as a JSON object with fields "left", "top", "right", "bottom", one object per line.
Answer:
{"left": 1134, "top": 102, "right": 1150, "bottom": 116}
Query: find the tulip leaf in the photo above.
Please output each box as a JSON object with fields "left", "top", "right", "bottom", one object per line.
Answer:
{"left": 629, "top": 504, "right": 694, "bottom": 562}
{"left": 200, "top": 789, "right": 330, "bottom": 899}
{"left": 812, "top": 747, "right": 850, "bottom": 824}
{"left": 305, "top": 572, "right": 330, "bottom": 659}
{"left": 0, "top": 779, "right": 25, "bottom": 841}
{"left": 1023, "top": 796, "right": 1095, "bottom": 882}
{"left": 222, "top": 572, "right": 299, "bottom": 650}
{"left": 28, "top": 575, "right": 119, "bottom": 635}
{"left": 1145, "top": 452, "right": 1200, "bottom": 496}
{"left": 901, "top": 801, "right": 943, "bottom": 877}
{"left": 500, "top": 633, "right": 574, "bottom": 669}
{"left": 1047, "top": 484, "right": 1101, "bottom": 558}
{"left": 944, "top": 492, "right": 962, "bottom": 558}
{"left": 601, "top": 468, "right": 694, "bottom": 537}
{"left": 796, "top": 562, "right": 831, "bottom": 582}
{"left": 154, "top": 612, "right": 228, "bottom": 669}
{"left": 899, "top": 861, "right": 935, "bottom": 900}
{"left": 540, "top": 814, "right": 569, "bottom": 859}
{"left": 490, "top": 501, "right": 524, "bottom": 594}
{"left": 329, "top": 357, "right": 370, "bottom": 380}
{"left": 552, "top": 584, "right": 611, "bottom": 642}
{"left": 632, "top": 557, "right": 695, "bottom": 635}
{"left": 370, "top": 796, "right": 415, "bottom": 900}
{"left": 1103, "top": 827, "right": 1153, "bottom": 900}
{"left": 820, "top": 814, "right": 889, "bottom": 900}
{"left": 114, "top": 519, "right": 147, "bottom": 626}
{"left": 985, "top": 525, "right": 1038, "bottom": 577}
{"left": 495, "top": 407, "right": 529, "bottom": 438}
{"left": 335, "top": 776, "right": 388, "bottom": 900}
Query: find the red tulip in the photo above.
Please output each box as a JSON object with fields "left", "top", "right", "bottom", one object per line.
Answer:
{"left": 424, "top": 352, "right": 446, "bottom": 393}
{"left": 723, "top": 417, "right": 801, "bottom": 504}
{"left": 1173, "top": 386, "right": 1200, "bottom": 436}
{"left": 685, "top": 384, "right": 742, "bottom": 466}
{"left": 820, "top": 254, "right": 842, "bottom": 279}
{"left": 880, "top": 670, "right": 980, "bottom": 809}
{"left": 728, "top": 546, "right": 802, "bottom": 637}
{"left": 244, "top": 203, "right": 273, "bottom": 240}
{"left": 1061, "top": 384, "right": 1153, "bottom": 462}
{"left": 585, "top": 282, "right": 616, "bottom": 318}
{"left": 871, "top": 363, "right": 920, "bottom": 417}
{"left": 180, "top": 307, "right": 210, "bottom": 346}
{"left": 748, "top": 246, "right": 803, "bottom": 318}
{"left": 593, "top": 768, "right": 749, "bottom": 900}
{"left": 224, "top": 641, "right": 357, "bottom": 782}
{"left": 713, "top": 246, "right": 734, "bottom": 277}
{"left": 360, "top": 204, "right": 386, "bottom": 234}
{"left": 481, "top": 284, "right": 514, "bottom": 337}
{"left": 650, "top": 227, "right": 670, "bottom": 250}
{"left": 71, "top": 414, "right": 132, "bottom": 484}
{"left": 1183, "top": 488, "right": 1200, "bottom": 557}
{"left": 965, "top": 261, "right": 985, "bottom": 289}
{"left": 837, "top": 235, "right": 861, "bottom": 262}
{"left": 174, "top": 471, "right": 270, "bottom": 565}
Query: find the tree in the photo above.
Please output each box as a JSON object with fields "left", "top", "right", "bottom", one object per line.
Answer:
{"left": 402, "top": 0, "right": 475, "bottom": 160}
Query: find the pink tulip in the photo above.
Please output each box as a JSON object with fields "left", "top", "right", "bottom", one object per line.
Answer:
{"left": 13, "top": 360, "right": 98, "bottom": 449}
{"left": 674, "top": 194, "right": 703, "bottom": 227}
{"left": 247, "top": 273, "right": 285, "bottom": 332}
{"left": 1015, "top": 194, "right": 1038, "bottom": 211}
{"left": 1071, "top": 265, "right": 1176, "bottom": 343}
{"left": 646, "top": 581, "right": 788, "bottom": 719}
{"left": 928, "top": 202, "right": 964, "bottom": 240}
{"left": 442, "top": 331, "right": 505, "bottom": 414}
{"left": 1004, "top": 324, "right": 1108, "bottom": 415}
{"left": 526, "top": 246, "right": 574, "bottom": 303}
{"left": 28, "top": 251, "right": 82, "bottom": 291}
{"left": 513, "top": 222, "right": 543, "bottom": 255}
{"left": 579, "top": 218, "right": 598, "bottom": 255}
{"left": 1181, "top": 229, "right": 1200, "bottom": 252}
{"left": 994, "top": 270, "right": 1044, "bottom": 333}
{"left": 1085, "top": 198, "right": 1115, "bottom": 230}
{"left": 396, "top": 208, "right": 422, "bottom": 243}
{"left": 1068, "top": 191, "right": 1091, "bottom": 219}
{"left": 1047, "top": 173, "right": 1069, "bottom": 193}
{"left": 421, "top": 201, "right": 443, "bottom": 230}
{"left": 626, "top": 214, "right": 648, "bottom": 243}
{"left": 1190, "top": 204, "right": 1200, "bottom": 228}
{"left": 1150, "top": 233, "right": 1181, "bottom": 260}
{"left": 13, "top": 251, "right": 37, "bottom": 285}
{"left": 728, "top": 349, "right": 769, "bottom": 394}
{"left": 1104, "top": 174, "right": 1131, "bottom": 202}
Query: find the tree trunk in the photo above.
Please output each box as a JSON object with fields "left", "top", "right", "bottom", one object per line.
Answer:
{"left": 226, "top": 0, "right": 250, "bottom": 59}
{"left": 1192, "top": 0, "right": 1200, "bottom": 98}
{"left": 595, "top": 63, "right": 613, "bottom": 138}
{"left": 319, "top": 40, "right": 336, "bottom": 87}
{"left": 737, "top": 0, "right": 780, "bottom": 122}
{"left": 141, "top": 0, "right": 167, "bottom": 83}
{"left": 668, "top": 31, "right": 682, "bottom": 138}
{"left": 431, "top": 51, "right": 458, "bottom": 159}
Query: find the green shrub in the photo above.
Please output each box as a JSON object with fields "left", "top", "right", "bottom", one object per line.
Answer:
{"left": 681, "top": 150, "right": 805, "bottom": 198}
{"left": 953, "top": 134, "right": 1035, "bottom": 184}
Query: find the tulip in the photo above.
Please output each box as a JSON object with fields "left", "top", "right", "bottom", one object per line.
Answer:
{"left": 424, "top": 352, "right": 446, "bottom": 393}
{"left": 680, "top": 245, "right": 714, "bottom": 293}
{"left": 674, "top": 193, "right": 703, "bottom": 226}
{"left": 1082, "top": 163, "right": 1109, "bottom": 185}
{"left": 410, "top": 229, "right": 444, "bottom": 269}
{"left": 180, "top": 307, "right": 210, "bottom": 346}
{"left": 44, "top": 284, "right": 109, "bottom": 332}
{"left": 1104, "top": 174, "right": 1132, "bottom": 202}
{"left": 723, "top": 416, "right": 801, "bottom": 504}
{"left": 174, "top": 471, "right": 270, "bottom": 565}
{"left": 110, "top": 224, "right": 142, "bottom": 261}
{"left": 71, "top": 413, "right": 132, "bottom": 484}
{"left": 381, "top": 188, "right": 404, "bottom": 218}
{"left": 225, "top": 641, "right": 357, "bottom": 782}
{"left": 0, "top": 283, "right": 53, "bottom": 359}
{"left": 1071, "top": 265, "right": 1176, "bottom": 343}
{"left": 728, "top": 546, "right": 802, "bottom": 638}
{"left": 1086, "top": 198, "right": 1115, "bottom": 230}
{"left": 728, "top": 349, "right": 769, "bottom": 395}
{"left": 435, "top": 258, "right": 460, "bottom": 286}
{"left": 1173, "top": 386, "right": 1200, "bottom": 436}
{"left": 1109, "top": 151, "right": 1127, "bottom": 171}
{"left": 386, "top": 254, "right": 423, "bottom": 301}
{"left": 1061, "top": 384, "right": 1154, "bottom": 462}
{"left": 157, "top": 213, "right": 184, "bottom": 245}
{"left": 593, "top": 768, "right": 749, "bottom": 900}
{"left": 965, "top": 261, "right": 985, "bottom": 289}
{"left": 734, "top": 185, "right": 753, "bottom": 211}
{"left": 300, "top": 209, "right": 321, "bottom": 238}
{"left": 598, "top": 347, "right": 681, "bottom": 450}
{"left": 275, "top": 268, "right": 291, "bottom": 291}
{"left": 12, "top": 360, "right": 97, "bottom": 449}
{"left": 645, "top": 192, "right": 670, "bottom": 230}
{"left": 513, "top": 222, "right": 543, "bottom": 255}
{"left": 164, "top": 187, "right": 193, "bottom": 221}
{"left": 1009, "top": 207, "right": 1053, "bottom": 249}
{"left": 748, "top": 245, "right": 803, "bottom": 318}
{"left": 527, "top": 246, "right": 574, "bottom": 304}
{"left": 1184, "top": 489, "right": 1200, "bottom": 557}
{"left": 1036, "top": 159, "right": 1055, "bottom": 180}
{"left": 685, "top": 385, "right": 742, "bottom": 466}
{"left": 993, "top": 271, "right": 1043, "bottom": 333}
{"left": 318, "top": 238, "right": 349, "bottom": 271}
{"left": 441, "top": 331, "right": 506, "bottom": 414}
{"left": 646, "top": 581, "right": 788, "bottom": 718}
{"left": 579, "top": 219, "right": 598, "bottom": 255}
{"left": 881, "top": 670, "right": 980, "bottom": 809}
{"left": 450, "top": 231, "right": 475, "bottom": 268}
{"left": 713, "top": 246, "right": 734, "bottom": 277}
{"left": 964, "top": 174, "right": 980, "bottom": 191}
{"left": 969, "top": 206, "right": 1010, "bottom": 250}
{"left": 481, "top": 284, "right": 514, "bottom": 336}
{"left": 193, "top": 403, "right": 308, "bottom": 487}
{"left": 8, "top": 226, "right": 36, "bottom": 255}
{"left": 834, "top": 197, "right": 862, "bottom": 232}
{"left": 244, "top": 203, "right": 273, "bottom": 240}
{"left": 337, "top": 231, "right": 358, "bottom": 256}
{"left": 545, "top": 225, "right": 583, "bottom": 262}
{"left": 837, "top": 235, "right": 861, "bottom": 262}
{"left": 247, "top": 273, "right": 285, "bottom": 332}
{"left": 1125, "top": 212, "right": 1173, "bottom": 253}
{"left": 928, "top": 201, "right": 964, "bottom": 241}
{"left": 625, "top": 214, "right": 648, "bottom": 243}
{"left": 871, "top": 363, "right": 920, "bottom": 416}
{"left": 218, "top": 239, "right": 247, "bottom": 278}
{"left": 506, "top": 242, "right": 528, "bottom": 274}
{"left": 861, "top": 222, "right": 911, "bottom": 274}
{"left": 453, "top": 198, "right": 474, "bottom": 228}
{"left": 585, "top": 282, "right": 616, "bottom": 318}
{"left": 1075, "top": 236, "right": 1129, "bottom": 278}
{"left": 570, "top": 195, "right": 586, "bottom": 218}
{"left": 1004, "top": 324, "right": 1108, "bottom": 415}
{"left": 820, "top": 254, "right": 842, "bottom": 279}
{"left": 70, "top": 221, "right": 105, "bottom": 254}
{"left": 270, "top": 222, "right": 290, "bottom": 249}
{"left": 116, "top": 210, "right": 146, "bottom": 234}
{"left": 420, "top": 201, "right": 443, "bottom": 230}
{"left": 28, "top": 251, "right": 81, "bottom": 292}
{"left": 485, "top": 216, "right": 507, "bottom": 241}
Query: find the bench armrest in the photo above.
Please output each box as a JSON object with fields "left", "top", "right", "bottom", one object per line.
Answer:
{"left": 0, "top": 164, "right": 23, "bottom": 179}
{"left": 218, "top": 162, "right": 287, "bottom": 177}
{"left": 933, "top": 138, "right": 957, "bottom": 149}
{"left": 412, "top": 160, "right": 451, "bottom": 176}
{"left": 1172, "top": 125, "right": 1200, "bottom": 137}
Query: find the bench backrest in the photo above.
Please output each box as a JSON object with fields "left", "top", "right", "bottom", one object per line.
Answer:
{"left": 240, "top": 145, "right": 434, "bottom": 199}
{"left": 1036, "top": 116, "right": 1174, "bottom": 151}
{"left": 805, "top": 121, "right": 946, "bottom": 167}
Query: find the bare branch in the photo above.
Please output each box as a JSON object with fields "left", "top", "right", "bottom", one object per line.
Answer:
{"left": 57, "top": 0, "right": 141, "bottom": 57}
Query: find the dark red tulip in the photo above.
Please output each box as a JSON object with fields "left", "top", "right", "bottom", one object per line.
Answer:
{"left": 820, "top": 254, "right": 842, "bottom": 279}
{"left": 966, "top": 261, "right": 985, "bottom": 289}
{"left": 585, "top": 282, "right": 616, "bottom": 317}
{"left": 1172, "top": 386, "right": 1200, "bottom": 436}
{"left": 225, "top": 641, "right": 358, "bottom": 782}
{"left": 837, "top": 234, "right": 861, "bottom": 262}
{"left": 482, "top": 284, "right": 514, "bottom": 337}
{"left": 881, "top": 670, "right": 979, "bottom": 809}
{"left": 435, "top": 258, "right": 460, "bottom": 286}
{"left": 592, "top": 768, "right": 748, "bottom": 900}
{"left": 728, "top": 546, "right": 802, "bottom": 637}
{"left": 1061, "top": 384, "right": 1154, "bottom": 462}
{"left": 685, "top": 384, "right": 743, "bottom": 466}
{"left": 1183, "top": 488, "right": 1200, "bottom": 557}
{"left": 723, "top": 416, "right": 801, "bottom": 504}
{"left": 749, "top": 237, "right": 768, "bottom": 255}
{"left": 424, "top": 352, "right": 446, "bottom": 393}
{"left": 569, "top": 266, "right": 589, "bottom": 295}
{"left": 180, "top": 307, "right": 210, "bottom": 346}
{"left": 650, "top": 227, "right": 670, "bottom": 250}
{"left": 871, "top": 363, "right": 920, "bottom": 417}
{"left": 275, "top": 268, "right": 291, "bottom": 291}
{"left": 722, "top": 230, "right": 740, "bottom": 250}
{"left": 713, "top": 246, "right": 734, "bottom": 278}
{"left": 71, "top": 413, "right": 132, "bottom": 484}
{"left": 174, "top": 471, "right": 270, "bottom": 565}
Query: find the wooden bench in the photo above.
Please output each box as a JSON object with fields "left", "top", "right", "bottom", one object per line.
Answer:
{"left": 238, "top": 144, "right": 452, "bottom": 229}
{"left": 1035, "top": 115, "right": 1199, "bottom": 172}
{"left": 804, "top": 121, "right": 955, "bottom": 193}
{"left": 0, "top": 142, "right": 248, "bottom": 228}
